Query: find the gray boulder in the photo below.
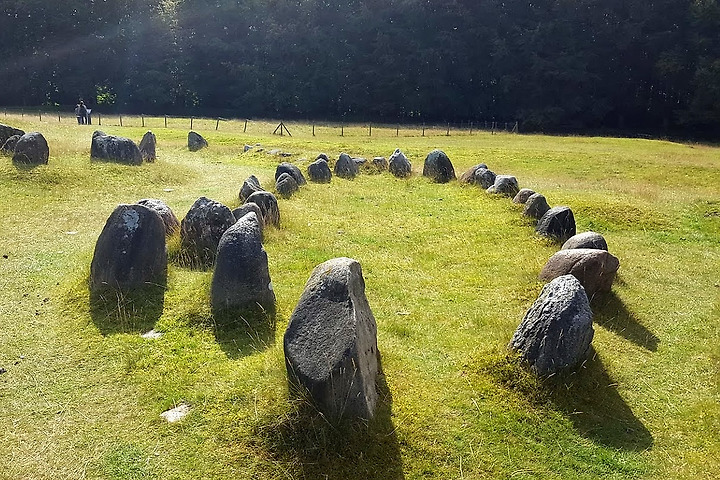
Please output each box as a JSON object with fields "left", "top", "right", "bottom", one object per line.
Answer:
{"left": 307, "top": 158, "right": 332, "bottom": 183}
{"left": 275, "top": 162, "right": 307, "bottom": 186}
{"left": 388, "top": 149, "right": 412, "bottom": 178}
{"left": 487, "top": 175, "right": 519, "bottom": 197}
{"left": 138, "top": 131, "right": 157, "bottom": 162}
{"left": 13, "top": 132, "right": 49, "bottom": 166}
{"left": 284, "top": 257, "right": 379, "bottom": 422}
{"left": 91, "top": 130, "right": 142, "bottom": 165}
{"left": 239, "top": 175, "right": 264, "bottom": 202}
{"left": 276, "top": 172, "right": 299, "bottom": 198}
{"left": 372, "top": 157, "right": 388, "bottom": 171}
{"left": 523, "top": 193, "right": 551, "bottom": 220}
{"left": 509, "top": 275, "right": 594, "bottom": 376}
{"left": 316, "top": 153, "right": 329, "bottom": 162}
{"left": 0, "top": 134, "right": 20, "bottom": 155}
{"left": 335, "top": 152, "right": 359, "bottom": 179}
{"left": 474, "top": 168, "right": 497, "bottom": 189}
{"left": 245, "top": 191, "right": 280, "bottom": 227}
{"left": 459, "top": 164, "right": 488, "bottom": 184}
{"left": 188, "top": 131, "right": 208, "bottom": 151}
{"left": 180, "top": 197, "right": 236, "bottom": 266}
{"left": 0, "top": 123, "right": 24, "bottom": 146}
{"left": 537, "top": 206, "right": 576, "bottom": 242}
{"left": 423, "top": 149, "right": 456, "bottom": 183}
{"left": 137, "top": 198, "right": 179, "bottom": 237}
{"left": 232, "top": 202, "right": 264, "bottom": 229}
{"left": 211, "top": 212, "right": 275, "bottom": 320}
{"left": 513, "top": 188, "right": 536, "bottom": 204}
{"left": 90, "top": 204, "right": 167, "bottom": 291}
{"left": 539, "top": 248, "right": 620, "bottom": 298}
{"left": 562, "top": 231, "right": 608, "bottom": 251}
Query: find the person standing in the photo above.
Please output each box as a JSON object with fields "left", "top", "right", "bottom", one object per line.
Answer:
{"left": 78, "top": 101, "right": 88, "bottom": 125}
{"left": 75, "top": 103, "right": 82, "bottom": 124}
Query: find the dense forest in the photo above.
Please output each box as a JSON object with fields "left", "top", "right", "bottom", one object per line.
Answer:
{"left": 1, "top": 0, "right": 719, "bottom": 134}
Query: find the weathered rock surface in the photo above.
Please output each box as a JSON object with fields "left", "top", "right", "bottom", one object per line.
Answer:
{"left": 245, "top": 191, "right": 280, "bottom": 227}
{"left": 335, "top": 152, "right": 359, "bottom": 179}
{"left": 284, "top": 257, "right": 379, "bottom": 422}
{"left": 537, "top": 206, "right": 576, "bottom": 242}
{"left": 211, "top": 212, "right": 275, "bottom": 319}
{"left": 316, "top": 153, "right": 329, "bottom": 162}
{"left": 12, "top": 132, "right": 49, "bottom": 165}
{"left": 372, "top": 157, "right": 388, "bottom": 171}
{"left": 137, "top": 198, "right": 179, "bottom": 236}
{"left": 232, "top": 203, "right": 264, "bottom": 229}
{"left": 539, "top": 248, "right": 619, "bottom": 298}
{"left": 459, "top": 164, "right": 488, "bottom": 184}
{"left": 90, "top": 204, "right": 167, "bottom": 290}
{"left": 523, "top": 193, "right": 551, "bottom": 220}
{"left": 423, "top": 149, "right": 456, "bottom": 183}
{"left": 180, "top": 197, "right": 236, "bottom": 265}
{"left": 239, "top": 175, "right": 264, "bottom": 202}
{"left": 276, "top": 172, "right": 299, "bottom": 198}
{"left": 188, "top": 131, "right": 208, "bottom": 151}
{"left": 0, "top": 123, "right": 24, "bottom": 146}
{"left": 91, "top": 130, "right": 142, "bottom": 165}
{"left": 138, "top": 131, "right": 157, "bottom": 162}
{"left": 0, "top": 134, "right": 20, "bottom": 155}
{"left": 487, "top": 175, "right": 519, "bottom": 197}
{"left": 509, "top": 275, "right": 594, "bottom": 376}
{"left": 275, "top": 162, "right": 307, "bottom": 186}
{"left": 474, "top": 168, "right": 497, "bottom": 189}
{"left": 513, "top": 188, "right": 536, "bottom": 204}
{"left": 307, "top": 158, "right": 332, "bottom": 183}
{"left": 388, "top": 149, "right": 412, "bottom": 178}
{"left": 561, "top": 231, "right": 608, "bottom": 251}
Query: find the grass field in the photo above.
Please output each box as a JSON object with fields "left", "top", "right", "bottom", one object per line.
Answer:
{"left": 0, "top": 114, "right": 718, "bottom": 479}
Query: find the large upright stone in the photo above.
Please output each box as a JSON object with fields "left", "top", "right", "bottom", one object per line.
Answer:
{"left": 307, "top": 158, "right": 332, "bottom": 183}
{"left": 90, "top": 204, "right": 167, "bottom": 291}
{"left": 276, "top": 172, "right": 299, "bottom": 198}
{"left": 284, "top": 258, "right": 379, "bottom": 422}
{"left": 537, "top": 206, "right": 576, "bottom": 242}
{"left": 0, "top": 123, "right": 24, "bottom": 146}
{"left": 487, "top": 175, "right": 519, "bottom": 197}
{"left": 239, "top": 175, "right": 264, "bottom": 202}
{"left": 275, "top": 162, "right": 307, "bottom": 186}
{"left": 523, "top": 193, "right": 551, "bottom": 220}
{"left": 180, "top": 197, "right": 236, "bottom": 265}
{"left": 188, "top": 131, "right": 208, "bottom": 151}
{"left": 12, "top": 132, "right": 49, "bottom": 165}
{"left": 211, "top": 212, "right": 275, "bottom": 319}
{"left": 245, "top": 191, "right": 280, "bottom": 227}
{"left": 561, "top": 231, "right": 608, "bottom": 251}
{"left": 423, "top": 149, "right": 456, "bottom": 183}
{"left": 335, "top": 152, "right": 359, "bottom": 179}
{"left": 91, "top": 131, "right": 142, "bottom": 165}
{"left": 509, "top": 275, "right": 594, "bottom": 376}
{"left": 137, "top": 198, "right": 179, "bottom": 236}
{"left": 539, "top": 248, "right": 620, "bottom": 298}
{"left": 388, "top": 149, "right": 412, "bottom": 178}
{"left": 138, "top": 131, "right": 157, "bottom": 162}
{"left": 459, "top": 163, "right": 488, "bottom": 184}
{"left": 0, "top": 134, "right": 20, "bottom": 155}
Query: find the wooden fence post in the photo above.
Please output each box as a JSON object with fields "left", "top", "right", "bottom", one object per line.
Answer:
{"left": 396, "top": 125, "right": 399, "bottom": 136}
{"left": 422, "top": 123, "right": 425, "bottom": 137}
{"left": 119, "top": 115, "right": 123, "bottom": 127}
{"left": 469, "top": 121, "right": 473, "bottom": 135}
{"left": 164, "top": 115, "right": 167, "bottom": 128}
{"left": 244, "top": 119, "right": 248, "bottom": 132}
{"left": 142, "top": 115, "right": 145, "bottom": 128}
{"left": 39, "top": 112, "right": 42, "bottom": 121}
{"left": 341, "top": 125, "right": 344, "bottom": 137}
{"left": 216, "top": 118, "right": 220, "bottom": 130}
{"left": 98, "top": 113, "right": 102, "bottom": 126}
{"left": 190, "top": 117, "right": 194, "bottom": 130}
{"left": 369, "top": 123, "right": 372, "bottom": 136}
{"left": 446, "top": 122, "right": 450, "bottom": 136}
{"left": 312, "top": 124, "right": 315, "bottom": 136}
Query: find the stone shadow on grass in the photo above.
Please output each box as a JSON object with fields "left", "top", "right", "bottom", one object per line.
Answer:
{"left": 89, "top": 283, "right": 166, "bottom": 335}
{"left": 211, "top": 307, "right": 277, "bottom": 359}
{"left": 592, "top": 291, "right": 659, "bottom": 352}
{"left": 254, "top": 356, "right": 404, "bottom": 479}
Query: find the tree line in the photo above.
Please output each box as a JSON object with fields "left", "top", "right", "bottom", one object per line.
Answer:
{"left": 1, "top": 0, "right": 718, "bottom": 136}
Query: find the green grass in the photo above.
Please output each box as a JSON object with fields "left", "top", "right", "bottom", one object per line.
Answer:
{"left": 0, "top": 114, "right": 719, "bottom": 479}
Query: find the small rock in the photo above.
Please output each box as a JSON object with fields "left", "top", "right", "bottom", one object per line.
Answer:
{"left": 245, "top": 191, "right": 280, "bottom": 227}
{"left": 523, "top": 193, "right": 551, "bottom": 220}
{"left": 487, "top": 175, "right": 519, "bottom": 197}
{"left": 372, "top": 157, "right": 388, "bottom": 170}
{"left": 537, "top": 206, "right": 576, "bottom": 242}
{"left": 388, "top": 149, "right": 412, "bottom": 178}
{"left": 244, "top": 144, "right": 253, "bottom": 152}
{"left": 239, "top": 175, "right": 265, "bottom": 202}
{"left": 539, "top": 248, "right": 620, "bottom": 298}
{"left": 141, "top": 330, "right": 163, "bottom": 339}
{"left": 276, "top": 172, "right": 299, "bottom": 198}
{"left": 561, "top": 231, "right": 608, "bottom": 251}
{"left": 316, "top": 153, "right": 330, "bottom": 162}
{"left": 275, "top": 162, "right": 307, "bottom": 186}
{"left": 513, "top": 188, "right": 536, "bottom": 204}
{"left": 474, "top": 168, "right": 497, "bottom": 189}
{"left": 0, "top": 367, "right": 6, "bottom": 375}
{"left": 335, "top": 152, "right": 359, "bottom": 179}
{"left": 459, "top": 164, "right": 488, "bottom": 184}
{"left": 137, "top": 198, "right": 180, "bottom": 236}
{"left": 307, "top": 158, "right": 332, "bottom": 183}
{"left": 160, "top": 403, "right": 191, "bottom": 423}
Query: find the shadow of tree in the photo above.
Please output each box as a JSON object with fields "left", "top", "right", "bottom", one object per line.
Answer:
{"left": 252, "top": 357, "right": 404, "bottom": 479}
{"left": 211, "top": 308, "right": 277, "bottom": 359}
{"left": 89, "top": 283, "right": 166, "bottom": 335}
{"left": 592, "top": 291, "right": 659, "bottom": 352}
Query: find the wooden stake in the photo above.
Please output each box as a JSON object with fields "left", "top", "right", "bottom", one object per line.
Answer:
{"left": 244, "top": 119, "right": 248, "bottom": 132}
{"left": 119, "top": 115, "right": 123, "bottom": 127}
{"left": 216, "top": 118, "right": 220, "bottom": 130}
{"left": 164, "top": 115, "right": 167, "bottom": 128}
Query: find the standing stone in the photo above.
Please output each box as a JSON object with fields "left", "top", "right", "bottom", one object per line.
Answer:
{"left": 284, "top": 258, "right": 379, "bottom": 422}
{"left": 91, "top": 131, "right": 142, "bottom": 165}
{"left": 459, "top": 164, "right": 488, "bottom": 184}
{"left": 1, "top": 134, "right": 20, "bottom": 155}
{"left": 307, "top": 158, "right": 332, "bottom": 183}
{"left": 335, "top": 152, "right": 359, "bottom": 179}
{"left": 0, "top": 123, "right": 24, "bottom": 146}
{"left": 487, "top": 175, "right": 519, "bottom": 197}
{"left": 423, "top": 149, "right": 456, "bottom": 183}
{"left": 245, "top": 191, "right": 280, "bottom": 227}
{"left": 188, "top": 131, "right": 208, "bottom": 151}
{"left": 474, "top": 168, "right": 497, "bottom": 189}
{"left": 138, "top": 131, "right": 157, "bottom": 162}
{"left": 372, "top": 157, "right": 388, "bottom": 171}
{"left": 137, "top": 199, "right": 180, "bottom": 236}
{"left": 276, "top": 172, "right": 299, "bottom": 198}
{"left": 537, "top": 206, "right": 576, "bottom": 242}
{"left": 239, "top": 175, "right": 264, "bottom": 202}
{"left": 180, "top": 197, "right": 236, "bottom": 266}
{"left": 509, "top": 275, "right": 594, "bottom": 376}
{"left": 232, "top": 203, "right": 264, "bottom": 229}
{"left": 90, "top": 204, "right": 167, "bottom": 291}
{"left": 513, "top": 188, "right": 536, "bottom": 204}
{"left": 275, "top": 162, "right": 307, "bottom": 186}
{"left": 539, "top": 248, "right": 620, "bottom": 298}
{"left": 211, "top": 212, "right": 275, "bottom": 320}
{"left": 12, "top": 132, "right": 49, "bottom": 165}
{"left": 561, "top": 231, "right": 608, "bottom": 251}
{"left": 388, "top": 149, "right": 412, "bottom": 178}
{"left": 523, "top": 193, "right": 551, "bottom": 220}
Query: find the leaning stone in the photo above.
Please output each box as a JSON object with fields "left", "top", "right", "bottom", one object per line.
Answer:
{"left": 232, "top": 202, "right": 264, "bottom": 229}
{"left": 459, "top": 164, "right": 488, "bottom": 184}
{"left": 307, "top": 158, "right": 332, "bottom": 183}
{"left": 90, "top": 204, "right": 167, "bottom": 291}
{"left": 91, "top": 130, "right": 142, "bottom": 165}
{"left": 211, "top": 212, "right": 275, "bottom": 320}
{"left": 523, "top": 193, "right": 551, "bottom": 220}
{"left": 474, "top": 168, "right": 497, "bottom": 189}
{"left": 0, "top": 134, "right": 20, "bottom": 155}
{"left": 245, "top": 191, "right": 280, "bottom": 227}
{"left": 335, "top": 152, "right": 359, "bottom": 179}
{"left": 239, "top": 175, "right": 264, "bottom": 202}
{"left": 138, "top": 131, "right": 157, "bottom": 162}
{"left": 0, "top": 123, "right": 24, "bottom": 145}
{"left": 137, "top": 198, "right": 180, "bottom": 236}
{"left": 423, "top": 149, "right": 456, "bottom": 183}
{"left": 537, "top": 206, "right": 576, "bottom": 242}
{"left": 509, "top": 275, "right": 594, "bottom": 376}
{"left": 188, "top": 131, "right": 208, "bottom": 151}
{"left": 539, "top": 248, "right": 619, "bottom": 298}
{"left": 513, "top": 188, "right": 536, "bottom": 204}
{"left": 13, "top": 132, "right": 49, "bottom": 165}
{"left": 275, "top": 162, "right": 307, "bottom": 186}
{"left": 284, "top": 257, "right": 379, "bottom": 422}
{"left": 388, "top": 149, "right": 412, "bottom": 178}
{"left": 276, "top": 172, "right": 299, "bottom": 198}
{"left": 372, "top": 157, "right": 388, "bottom": 171}
{"left": 180, "top": 197, "right": 236, "bottom": 266}
{"left": 562, "top": 231, "right": 608, "bottom": 251}
{"left": 487, "top": 175, "right": 519, "bottom": 197}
